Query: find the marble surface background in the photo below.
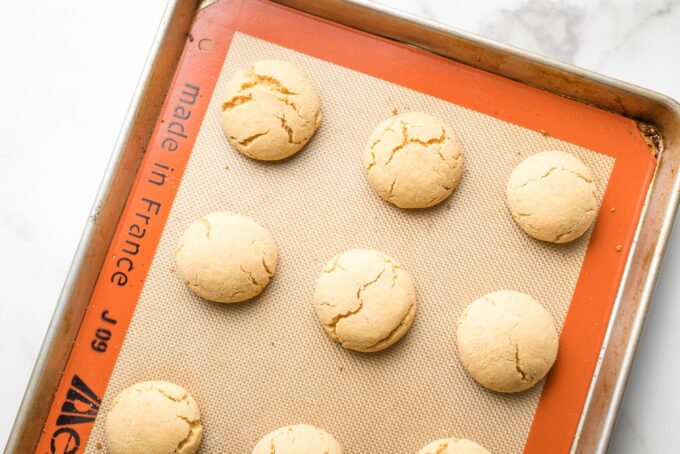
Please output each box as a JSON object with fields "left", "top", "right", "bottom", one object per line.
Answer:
{"left": 0, "top": 0, "right": 678, "bottom": 452}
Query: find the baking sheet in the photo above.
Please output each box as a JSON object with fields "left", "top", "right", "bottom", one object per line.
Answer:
{"left": 32, "top": 1, "right": 658, "bottom": 452}
{"left": 83, "top": 32, "right": 614, "bottom": 453}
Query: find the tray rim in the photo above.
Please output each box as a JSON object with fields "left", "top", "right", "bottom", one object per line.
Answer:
{"left": 3, "top": 0, "right": 199, "bottom": 452}
{"left": 6, "top": 0, "right": 680, "bottom": 453}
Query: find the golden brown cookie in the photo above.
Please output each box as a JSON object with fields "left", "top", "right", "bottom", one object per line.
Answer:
{"left": 456, "top": 290, "right": 558, "bottom": 393}
{"left": 364, "top": 112, "right": 463, "bottom": 208}
{"left": 221, "top": 60, "right": 320, "bottom": 160}
{"left": 176, "top": 211, "right": 277, "bottom": 303}
{"left": 105, "top": 381, "right": 202, "bottom": 454}
{"left": 506, "top": 150, "right": 598, "bottom": 243}
{"left": 314, "top": 249, "right": 416, "bottom": 352}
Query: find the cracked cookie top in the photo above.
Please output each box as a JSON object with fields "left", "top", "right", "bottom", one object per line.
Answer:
{"left": 506, "top": 150, "right": 598, "bottom": 243}
{"left": 363, "top": 112, "right": 464, "bottom": 209}
{"left": 456, "top": 290, "right": 558, "bottom": 393}
{"left": 313, "top": 249, "right": 417, "bottom": 353}
{"left": 417, "top": 437, "right": 491, "bottom": 454}
{"left": 252, "top": 424, "right": 343, "bottom": 454}
{"left": 176, "top": 211, "right": 278, "bottom": 303}
{"left": 221, "top": 60, "right": 321, "bottom": 161}
{"left": 105, "top": 381, "right": 202, "bottom": 454}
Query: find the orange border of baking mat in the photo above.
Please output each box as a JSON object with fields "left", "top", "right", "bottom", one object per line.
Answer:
{"left": 37, "top": 1, "right": 655, "bottom": 452}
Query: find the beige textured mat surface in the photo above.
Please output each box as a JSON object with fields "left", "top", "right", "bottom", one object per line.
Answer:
{"left": 85, "top": 33, "right": 614, "bottom": 453}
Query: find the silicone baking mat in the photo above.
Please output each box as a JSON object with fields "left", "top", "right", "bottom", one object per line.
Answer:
{"left": 38, "top": 1, "right": 656, "bottom": 453}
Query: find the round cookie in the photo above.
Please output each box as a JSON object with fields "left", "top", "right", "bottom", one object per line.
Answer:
{"left": 506, "top": 150, "right": 598, "bottom": 243}
{"left": 105, "top": 381, "right": 202, "bottom": 454}
{"left": 221, "top": 60, "right": 321, "bottom": 161}
{"left": 314, "top": 249, "right": 416, "bottom": 352}
{"left": 176, "top": 211, "right": 277, "bottom": 303}
{"left": 364, "top": 112, "right": 463, "bottom": 209}
{"left": 418, "top": 437, "right": 491, "bottom": 454}
{"left": 456, "top": 290, "right": 558, "bottom": 393}
{"left": 252, "top": 424, "right": 342, "bottom": 454}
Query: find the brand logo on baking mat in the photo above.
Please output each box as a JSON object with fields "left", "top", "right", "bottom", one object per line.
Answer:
{"left": 50, "top": 374, "right": 101, "bottom": 454}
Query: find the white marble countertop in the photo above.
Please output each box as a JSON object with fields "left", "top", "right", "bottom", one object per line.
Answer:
{"left": 1, "top": 0, "right": 678, "bottom": 452}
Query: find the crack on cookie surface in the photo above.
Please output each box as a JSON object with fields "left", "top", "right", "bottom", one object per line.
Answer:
{"left": 240, "top": 72, "right": 298, "bottom": 95}
{"left": 383, "top": 124, "right": 447, "bottom": 167}
{"left": 514, "top": 165, "right": 594, "bottom": 191}
{"left": 232, "top": 131, "right": 269, "bottom": 147}
{"left": 324, "top": 266, "right": 388, "bottom": 334}
{"left": 434, "top": 441, "right": 450, "bottom": 454}
{"left": 514, "top": 344, "right": 529, "bottom": 382}
{"left": 200, "top": 218, "right": 211, "bottom": 240}
{"left": 322, "top": 255, "right": 348, "bottom": 274}
{"left": 240, "top": 264, "right": 262, "bottom": 288}
{"left": 276, "top": 114, "right": 304, "bottom": 145}
{"left": 173, "top": 415, "right": 202, "bottom": 454}
{"left": 222, "top": 94, "right": 253, "bottom": 111}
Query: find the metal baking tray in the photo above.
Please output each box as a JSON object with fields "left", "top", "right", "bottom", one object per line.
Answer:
{"left": 6, "top": 0, "right": 679, "bottom": 453}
